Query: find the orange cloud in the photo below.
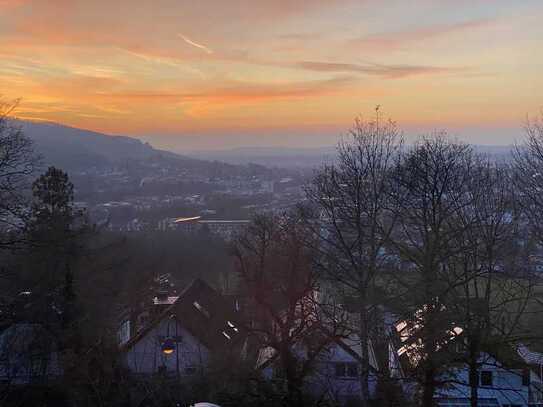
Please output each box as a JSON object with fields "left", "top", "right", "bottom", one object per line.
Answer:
{"left": 85, "top": 76, "right": 353, "bottom": 108}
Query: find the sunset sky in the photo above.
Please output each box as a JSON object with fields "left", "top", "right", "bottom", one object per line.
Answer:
{"left": 1, "top": 0, "right": 542, "bottom": 149}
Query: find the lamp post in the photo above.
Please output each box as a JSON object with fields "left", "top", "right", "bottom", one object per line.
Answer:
{"left": 161, "top": 314, "right": 180, "bottom": 379}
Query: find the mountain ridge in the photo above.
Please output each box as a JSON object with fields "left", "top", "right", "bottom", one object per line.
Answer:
{"left": 17, "top": 120, "right": 209, "bottom": 172}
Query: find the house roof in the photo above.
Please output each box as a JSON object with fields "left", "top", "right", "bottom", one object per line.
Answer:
{"left": 518, "top": 343, "right": 543, "bottom": 365}
{"left": 120, "top": 278, "right": 245, "bottom": 352}
{"left": 255, "top": 327, "right": 380, "bottom": 373}
{"left": 392, "top": 316, "right": 531, "bottom": 373}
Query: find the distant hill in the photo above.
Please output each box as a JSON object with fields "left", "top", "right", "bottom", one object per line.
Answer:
{"left": 18, "top": 120, "right": 515, "bottom": 172}
{"left": 19, "top": 121, "right": 198, "bottom": 171}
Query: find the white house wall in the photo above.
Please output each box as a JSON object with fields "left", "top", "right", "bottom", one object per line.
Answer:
{"left": 306, "top": 341, "right": 379, "bottom": 403}
{"left": 125, "top": 319, "right": 209, "bottom": 376}
{"left": 437, "top": 353, "right": 530, "bottom": 406}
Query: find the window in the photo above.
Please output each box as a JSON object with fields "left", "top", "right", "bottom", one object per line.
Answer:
{"left": 227, "top": 320, "right": 239, "bottom": 333}
{"left": 335, "top": 363, "right": 346, "bottom": 377}
{"left": 480, "top": 371, "right": 493, "bottom": 386}
{"left": 193, "top": 301, "right": 210, "bottom": 318}
{"left": 335, "top": 363, "right": 358, "bottom": 379}
{"left": 118, "top": 320, "right": 130, "bottom": 345}
{"left": 347, "top": 363, "right": 358, "bottom": 377}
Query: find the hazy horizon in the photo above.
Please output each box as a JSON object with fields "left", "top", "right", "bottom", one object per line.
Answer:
{"left": 19, "top": 117, "right": 523, "bottom": 152}
{"left": 140, "top": 123, "right": 524, "bottom": 152}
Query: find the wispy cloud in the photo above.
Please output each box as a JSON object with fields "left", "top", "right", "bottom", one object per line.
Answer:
{"left": 350, "top": 19, "right": 496, "bottom": 50}
{"left": 97, "top": 76, "right": 354, "bottom": 105}
{"left": 178, "top": 34, "right": 213, "bottom": 54}
{"left": 297, "top": 61, "right": 467, "bottom": 79}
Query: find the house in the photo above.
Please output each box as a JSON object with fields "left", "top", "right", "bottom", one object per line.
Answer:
{"left": 0, "top": 323, "right": 62, "bottom": 385}
{"left": 120, "top": 279, "right": 246, "bottom": 379}
{"left": 304, "top": 334, "right": 382, "bottom": 405}
{"left": 434, "top": 350, "right": 537, "bottom": 407}
{"left": 394, "top": 315, "right": 543, "bottom": 407}
{"left": 0, "top": 291, "right": 65, "bottom": 387}
{"left": 256, "top": 322, "right": 405, "bottom": 406}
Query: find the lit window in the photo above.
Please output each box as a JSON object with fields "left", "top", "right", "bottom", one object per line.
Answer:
{"left": 452, "top": 326, "right": 463, "bottom": 336}
{"left": 395, "top": 321, "right": 407, "bottom": 332}
{"left": 226, "top": 320, "right": 240, "bottom": 333}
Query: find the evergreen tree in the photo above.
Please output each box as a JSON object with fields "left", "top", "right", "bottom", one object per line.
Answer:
{"left": 24, "top": 167, "right": 86, "bottom": 327}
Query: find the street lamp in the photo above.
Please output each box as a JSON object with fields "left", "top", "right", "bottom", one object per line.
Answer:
{"left": 161, "top": 314, "right": 180, "bottom": 378}
{"left": 161, "top": 337, "right": 176, "bottom": 355}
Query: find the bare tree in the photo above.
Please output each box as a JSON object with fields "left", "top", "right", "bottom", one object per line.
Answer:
{"left": 0, "top": 99, "right": 38, "bottom": 250}
{"left": 232, "top": 212, "right": 347, "bottom": 407}
{"left": 445, "top": 159, "right": 536, "bottom": 407}
{"left": 387, "top": 135, "right": 476, "bottom": 407}
{"left": 513, "top": 113, "right": 543, "bottom": 243}
{"left": 304, "top": 112, "right": 403, "bottom": 406}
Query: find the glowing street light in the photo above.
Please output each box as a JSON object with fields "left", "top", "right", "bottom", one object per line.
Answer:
{"left": 161, "top": 337, "right": 176, "bottom": 355}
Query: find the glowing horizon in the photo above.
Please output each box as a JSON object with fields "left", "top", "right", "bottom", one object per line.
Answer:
{"left": 1, "top": 0, "right": 542, "bottom": 149}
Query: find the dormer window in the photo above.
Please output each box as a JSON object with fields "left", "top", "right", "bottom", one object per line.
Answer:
{"left": 193, "top": 301, "right": 210, "bottom": 318}
{"left": 227, "top": 320, "right": 239, "bottom": 332}
{"left": 226, "top": 321, "right": 239, "bottom": 334}
{"left": 118, "top": 320, "right": 131, "bottom": 345}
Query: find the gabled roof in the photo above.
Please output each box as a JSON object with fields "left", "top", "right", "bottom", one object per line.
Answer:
{"left": 255, "top": 326, "right": 380, "bottom": 373}
{"left": 121, "top": 278, "right": 245, "bottom": 352}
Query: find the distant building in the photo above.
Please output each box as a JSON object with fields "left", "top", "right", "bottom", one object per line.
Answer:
{"left": 158, "top": 216, "right": 250, "bottom": 240}
{"left": 197, "top": 220, "right": 250, "bottom": 240}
